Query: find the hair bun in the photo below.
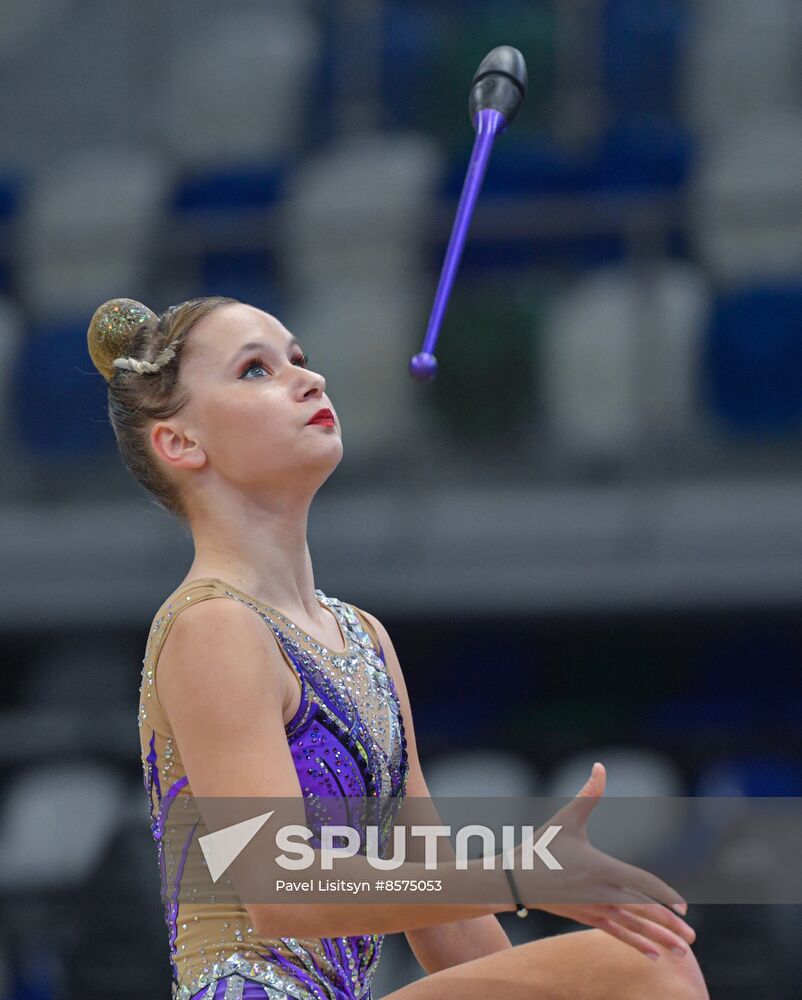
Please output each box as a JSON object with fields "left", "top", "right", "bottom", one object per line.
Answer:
{"left": 87, "top": 298, "right": 159, "bottom": 382}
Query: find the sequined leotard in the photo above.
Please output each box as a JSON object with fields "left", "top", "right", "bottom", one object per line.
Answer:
{"left": 137, "top": 577, "right": 409, "bottom": 1000}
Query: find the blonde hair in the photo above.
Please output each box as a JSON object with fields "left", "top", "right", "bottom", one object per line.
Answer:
{"left": 87, "top": 296, "right": 237, "bottom": 523}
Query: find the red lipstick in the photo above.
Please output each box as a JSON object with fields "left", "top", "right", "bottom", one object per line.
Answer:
{"left": 307, "top": 407, "right": 335, "bottom": 426}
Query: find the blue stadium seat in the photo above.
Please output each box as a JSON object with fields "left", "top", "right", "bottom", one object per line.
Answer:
{"left": 196, "top": 254, "right": 285, "bottom": 314}
{"left": 11, "top": 322, "right": 115, "bottom": 459}
{"left": 602, "top": 0, "right": 691, "bottom": 121}
{"left": 583, "top": 117, "right": 695, "bottom": 261}
{"left": 695, "top": 754, "right": 802, "bottom": 797}
{"left": 172, "top": 162, "right": 289, "bottom": 215}
{"left": 589, "top": 116, "right": 695, "bottom": 194}
{"left": 380, "top": 2, "right": 444, "bottom": 132}
{"left": 704, "top": 283, "right": 802, "bottom": 437}
{"left": 171, "top": 159, "right": 292, "bottom": 306}
{"left": 0, "top": 171, "right": 20, "bottom": 219}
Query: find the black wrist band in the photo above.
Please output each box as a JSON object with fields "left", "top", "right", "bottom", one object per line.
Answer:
{"left": 503, "top": 865, "right": 529, "bottom": 918}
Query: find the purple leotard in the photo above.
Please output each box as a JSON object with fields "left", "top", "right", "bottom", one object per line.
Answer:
{"left": 138, "top": 578, "right": 409, "bottom": 1000}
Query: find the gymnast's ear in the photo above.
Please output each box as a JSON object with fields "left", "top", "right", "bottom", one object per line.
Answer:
{"left": 150, "top": 421, "right": 208, "bottom": 473}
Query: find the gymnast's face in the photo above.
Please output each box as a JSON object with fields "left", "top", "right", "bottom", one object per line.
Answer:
{"left": 155, "top": 302, "right": 342, "bottom": 503}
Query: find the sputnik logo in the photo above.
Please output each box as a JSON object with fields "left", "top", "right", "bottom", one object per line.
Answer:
{"left": 198, "top": 810, "right": 275, "bottom": 882}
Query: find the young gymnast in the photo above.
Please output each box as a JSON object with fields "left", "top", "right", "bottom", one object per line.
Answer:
{"left": 88, "top": 296, "right": 708, "bottom": 999}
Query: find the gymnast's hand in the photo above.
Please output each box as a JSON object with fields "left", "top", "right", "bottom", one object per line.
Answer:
{"left": 515, "top": 763, "right": 697, "bottom": 963}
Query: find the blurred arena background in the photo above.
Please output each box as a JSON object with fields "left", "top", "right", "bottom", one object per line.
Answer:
{"left": 0, "top": 0, "right": 800, "bottom": 996}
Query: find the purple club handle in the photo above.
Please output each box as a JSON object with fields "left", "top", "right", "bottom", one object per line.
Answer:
{"left": 409, "top": 108, "right": 507, "bottom": 382}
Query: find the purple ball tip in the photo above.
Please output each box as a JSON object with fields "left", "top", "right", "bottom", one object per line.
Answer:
{"left": 409, "top": 352, "right": 438, "bottom": 382}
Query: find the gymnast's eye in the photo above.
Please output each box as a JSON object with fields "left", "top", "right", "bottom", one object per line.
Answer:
{"left": 240, "top": 354, "right": 310, "bottom": 378}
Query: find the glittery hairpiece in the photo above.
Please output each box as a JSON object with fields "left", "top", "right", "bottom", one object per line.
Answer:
{"left": 87, "top": 297, "right": 161, "bottom": 382}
